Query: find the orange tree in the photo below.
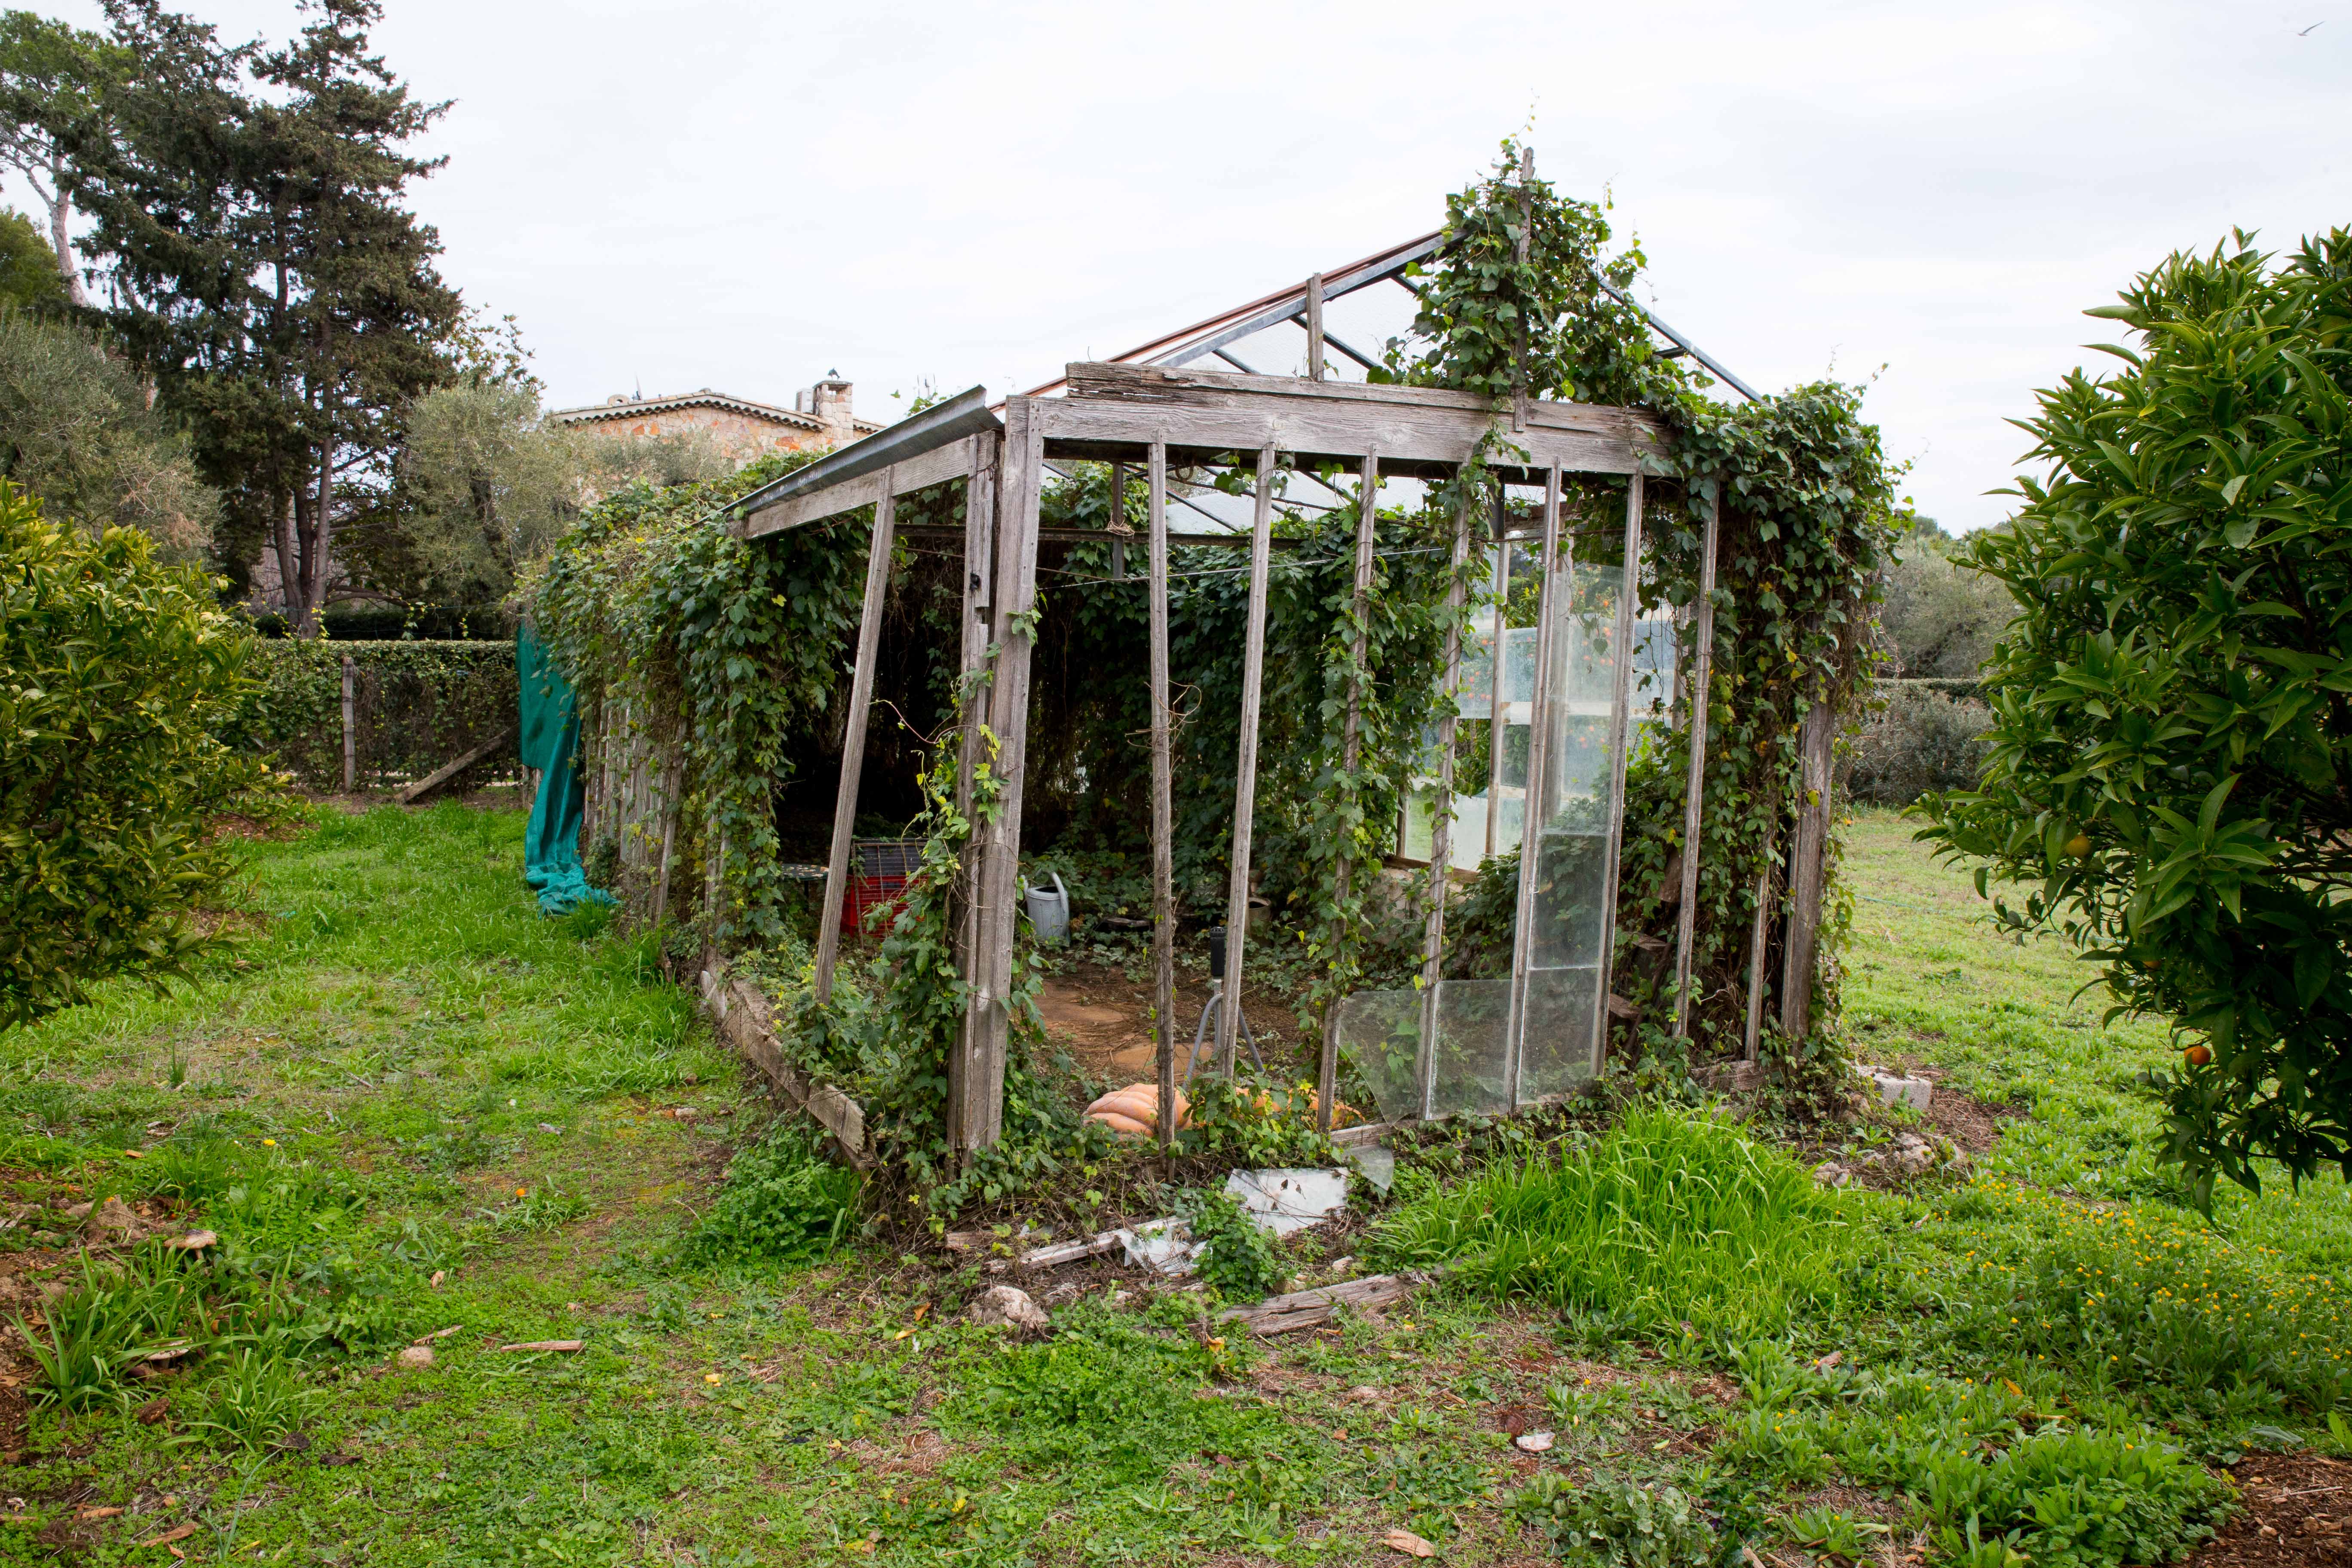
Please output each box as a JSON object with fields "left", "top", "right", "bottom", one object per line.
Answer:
{"left": 1924, "top": 229, "right": 2352, "bottom": 1204}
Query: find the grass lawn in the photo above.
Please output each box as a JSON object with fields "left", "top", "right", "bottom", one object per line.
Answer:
{"left": 0, "top": 804, "right": 2344, "bottom": 1566}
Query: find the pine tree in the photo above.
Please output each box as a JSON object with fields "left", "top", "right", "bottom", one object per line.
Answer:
{"left": 72, "top": 0, "right": 462, "bottom": 632}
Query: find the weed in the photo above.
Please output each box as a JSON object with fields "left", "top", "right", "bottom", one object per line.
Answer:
{"left": 685, "top": 1121, "right": 859, "bottom": 1264}
{"left": 1368, "top": 1105, "right": 1857, "bottom": 1337}
{"left": 1176, "top": 1185, "right": 1282, "bottom": 1302}
{"left": 1511, "top": 1474, "right": 1721, "bottom": 1566}
{"left": 183, "top": 1346, "right": 318, "bottom": 1452}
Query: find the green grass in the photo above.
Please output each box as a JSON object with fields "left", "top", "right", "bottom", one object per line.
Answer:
{"left": 0, "top": 803, "right": 2344, "bottom": 1565}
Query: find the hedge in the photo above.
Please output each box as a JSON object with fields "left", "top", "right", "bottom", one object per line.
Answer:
{"left": 223, "top": 638, "right": 519, "bottom": 793}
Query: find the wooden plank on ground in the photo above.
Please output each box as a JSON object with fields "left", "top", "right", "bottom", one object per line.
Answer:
{"left": 396, "top": 725, "right": 517, "bottom": 806}
{"left": 701, "top": 970, "right": 870, "bottom": 1166}
{"left": 1218, "top": 1273, "right": 1426, "bottom": 1336}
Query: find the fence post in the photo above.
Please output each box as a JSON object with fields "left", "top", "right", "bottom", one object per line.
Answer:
{"left": 341, "top": 656, "right": 357, "bottom": 794}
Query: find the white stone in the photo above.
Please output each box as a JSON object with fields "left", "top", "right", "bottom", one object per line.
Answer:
{"left": 966, "top": 1285, "right": 1050, "bottom": 1335}
{"left": 397, "top": 1345, "right": 435, "bottom": 1369}
{"left": 1513, "top": 1430, "right": 1556, "bottom": 1453}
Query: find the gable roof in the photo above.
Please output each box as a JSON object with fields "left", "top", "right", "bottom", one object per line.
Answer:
{"left": 546, "top": 389, "right": 882, "bottom": 435}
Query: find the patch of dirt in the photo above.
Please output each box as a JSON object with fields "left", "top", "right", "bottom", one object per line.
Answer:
{"left": 1908, "top": 1066, "right": 2026, "bottom": 1155}
{"left": 2190, "top": 1455, "right": 2352, "bottom": 1567}
{"left": 1033, "top": 958, "right": 1313, "bottom": 1088}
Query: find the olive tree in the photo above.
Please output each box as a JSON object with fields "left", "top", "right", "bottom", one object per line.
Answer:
{"left": 1923, "top": 229, "right": 2352, "bottom": 1203}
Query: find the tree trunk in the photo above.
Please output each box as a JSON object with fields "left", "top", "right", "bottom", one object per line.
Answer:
{"left": 272, "top": 490, "right": 305, "bottom": 633}
{"left": 297, "top": 442, "right": 332, "bottom": 638}
{"left": 46, "top": 157, "right": 85, "bottom": 308}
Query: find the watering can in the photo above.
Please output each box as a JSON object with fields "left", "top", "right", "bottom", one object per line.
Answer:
{"left": 1022, "top": 871, "right": 1071, "bottom": 945}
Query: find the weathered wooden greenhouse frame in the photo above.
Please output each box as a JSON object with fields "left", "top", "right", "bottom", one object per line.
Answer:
{"left": 715, "top": 237, "right": 1830, "bottom": 1159}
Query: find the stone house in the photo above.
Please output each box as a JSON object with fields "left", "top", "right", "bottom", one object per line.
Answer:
{"left": 545, "top": 374, "right": 880, "bottom": 466}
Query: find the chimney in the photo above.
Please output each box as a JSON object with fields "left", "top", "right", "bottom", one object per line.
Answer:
{"left": 811, "top": 371, "right": 855, "bottom": 447}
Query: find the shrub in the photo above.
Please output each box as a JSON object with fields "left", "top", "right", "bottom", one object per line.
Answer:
{"left": 1365, "top": 1106, "right": 1855, "bottom": 1338}
{"left": 686, "top": 1121, "right": 860, "bottom": 1264}
{"left": 1849, "top": 684, "right": 1994, "bottom": 805}
{"left": 0, "top": 483, "right": 266, "bottom": 1027}
{"left": 1922, "top": 227, "right": 2352, "bottom": 1200}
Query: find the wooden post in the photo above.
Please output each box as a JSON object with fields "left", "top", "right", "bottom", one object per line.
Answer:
{"left": 948, "top": 435, "right": 998, "bottom": 1157}
{"left": 1589, "top": 473, "right": 1646, "bottom": 1073}
{"left": 966, "top": 402, "right": 1046, "bottom": 1148}
{"left": 1413, "top": 490, "right": 1473, "bottom": 1110}
{"left": 1484, "top": 518, "right": 1511, "bottom": 863}
{"left": 1317, "top": 449, "right": 1380, "bottom": 1133}
{"left": 1669, "top": 489, "right": 1720, "bottom": 1039}
{"left": 1741, "top": 785, "right": 1782, "bottom": 1063}
{"left": 1779, "top": 701, "right": 1836, "bottom": 1039}
{"left": 652, "top": 754, "right": 682, "bottom": 928}
{"left": 340, "top": 655, "right": 356, "bottom": 794}
{"left": 1147, "top": 441, "right": 1177, "bottom": 1149}
{"left": 814, "top": 475, "right": 898, "bottom": 1004}
{"left": 1501, "top": 466, "right": 1565, "bottom": 1112}
{"left": 1305, "top": 272, "right": 1326, "bottom": 381}
{"left": 1217, "top": 443, "right": 1279, "bottom": 1070}
{"left": 1107, "top": 461, "right": 1127, "bottom": 582}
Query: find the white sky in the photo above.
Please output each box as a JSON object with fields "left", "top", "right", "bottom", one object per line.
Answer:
{"left": 18, "top": 0, "right": 2351, "bottom": 532}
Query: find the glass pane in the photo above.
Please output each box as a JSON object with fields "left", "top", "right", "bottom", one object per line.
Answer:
{"left": 1428, "top": 979, "right": 1513, "bottom": 1119}
{"left": 1335, "top": 989, "right": 1422, "bottom": 1125}
{"left": 1518, "top": 966, "right": 1603, "bottom": 1102}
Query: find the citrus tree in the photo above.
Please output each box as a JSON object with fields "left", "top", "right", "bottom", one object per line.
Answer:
{"left": 1923, "top": 228, "right": 2352, "bottom": 1203}
{"left": 0, "top": 483, "right": 262, "bottom": 1026}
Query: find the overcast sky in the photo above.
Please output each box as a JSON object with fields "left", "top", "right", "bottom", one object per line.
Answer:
{"left": 17, "top": 0, "right": 2350, "bottom": 532}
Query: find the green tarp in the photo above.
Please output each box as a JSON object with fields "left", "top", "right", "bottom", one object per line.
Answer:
{"left": 518, "top": 625, "right": 613, "bottom": 917}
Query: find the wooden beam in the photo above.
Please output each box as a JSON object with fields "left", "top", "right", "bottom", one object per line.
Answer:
{"left": 949, "top": 435, "right": 1000, "bottom": 1157}
{"left": 1067, "top": 361, "right": 1666, "bottom": 442}
{"left": 1318, "top": 449, "right": 1381, "bottom": 1133}
{"left": 814, "top": 475, "right": 899, "bottom": 1003}
{"left": 1148, "top": 441, "right": 1177, "bottom": 1150}
{"left": 1670, "top": 489, "right": 1720, "bottom": 1039}
{"left": 396, "top": 724, "right": 516, "bottom": 806}
{"left": 1501, "top": 466, "right": 1565, "bottom": 1111}
{"left": 1779, "top": 701, "right": 1836, "bottom": 1039}
{"left": 966, "top": 403, "right": 1046, "bottom": 1148}
{"left": 1217, "top": 1272, "right": 1424, "bottom": 1336}
{"left": 1305, "top": 272, "right": 1326, "bottom": 382}
{"left": 1589, "top": 474, "right": 1646, "bottom": 1073}
{"left": 1217, "top": 444, "right": 1279, "bottom": 1070}
{"left": 1484, "top": 505, "right": 1512, "bottom": 862}
{"left": 1036, "top": 383, "right": 1658, "bottom": 478}
{"left": 1415, "top": 492, "right": 1473, "bottom": 1104}
{"left": 735, "top": 438, "right": 976, "bottom": 539}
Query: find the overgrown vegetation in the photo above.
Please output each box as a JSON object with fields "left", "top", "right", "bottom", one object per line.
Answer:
{"left": 0, "top": 805, "right": 2338, "bottom": 1564}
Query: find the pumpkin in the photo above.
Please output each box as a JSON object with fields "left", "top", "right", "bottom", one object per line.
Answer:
{"left": 1091, "top": 1111, "right": 1154, "bottom": 1139}
{"left": 1083, "top": 1082, "right": 1188, "bottom": 1133}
